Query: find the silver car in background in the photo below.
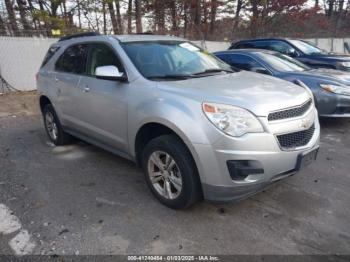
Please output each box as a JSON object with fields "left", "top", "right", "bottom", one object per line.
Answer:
{"left": 37, "top": 33, "right": 320, "bottom": 209}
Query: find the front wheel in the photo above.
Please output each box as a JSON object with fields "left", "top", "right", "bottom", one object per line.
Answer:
{"left": 142, "top": 135, "right": 202, "bottom": 209}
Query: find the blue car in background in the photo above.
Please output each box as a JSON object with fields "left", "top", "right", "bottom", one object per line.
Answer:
{"left": 214, "top": 49, "right": 350, "bottom": 117}
{"left": 229, "top": 38, "right": 350, "bottom": 72}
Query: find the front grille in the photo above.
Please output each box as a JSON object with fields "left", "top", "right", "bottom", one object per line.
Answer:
{"left": 268, "top": 100, "right": 312, "bottom": 121}
{"left": 277, "top": 124, "right": 315, "bottom": 150}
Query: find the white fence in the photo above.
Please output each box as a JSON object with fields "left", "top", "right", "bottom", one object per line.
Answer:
{"left": 0, "top": 37, "right": 349, "bottom": 91}
{"left": 0, "top": 37, "right": 56, "bottom": 91}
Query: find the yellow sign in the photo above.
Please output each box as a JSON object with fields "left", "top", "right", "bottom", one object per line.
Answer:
{"left": 51, "top": 29, "right": 61, "bottom": 36}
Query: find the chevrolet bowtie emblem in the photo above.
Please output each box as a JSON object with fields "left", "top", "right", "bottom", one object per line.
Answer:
{"left": 300, "top": 119, "right": 310, "bottom": 129}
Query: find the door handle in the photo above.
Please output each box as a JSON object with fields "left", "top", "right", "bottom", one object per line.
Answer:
{"left": 83, "top": 86, "right": 90, "bottom": 93}
{"left": 54, "top": 76, "right": 59, "bottom": 82}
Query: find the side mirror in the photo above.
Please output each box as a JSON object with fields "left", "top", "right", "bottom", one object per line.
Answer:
{"left": 286, "top": 49, "right": 299, "bottom": 57}
{"left": 95, "top": 65, "right": 127, "bottom": 82}
{"left": 251, "top": 67, "right": 270, "bottom": 75}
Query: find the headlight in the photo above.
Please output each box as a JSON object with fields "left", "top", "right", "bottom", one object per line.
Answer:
{"left": 202, "top": 103, "right": 264, "bottom": 137}
{"left": 338, "top": 61, "right": 350, "bottom": 68}
{"left": 320, "top": 84, "right": 350, "bottom": 96}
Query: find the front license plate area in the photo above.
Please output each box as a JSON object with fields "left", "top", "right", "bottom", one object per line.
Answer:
{"left": 296, "top": 147, "right": 319, "bottom": 171}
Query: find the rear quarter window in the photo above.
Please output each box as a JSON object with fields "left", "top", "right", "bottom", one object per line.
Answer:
{"left": 41, "top": 46, "right": 60, "bottom": 68}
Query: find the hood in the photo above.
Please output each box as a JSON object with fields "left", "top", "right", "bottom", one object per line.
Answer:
{"left": 309, "top": 53, "right": 350, "bottom": 62}
{"left": 282, "top": 68, "right": 350, "bottom": 86}
{"left": 158, "top": 71, "right": 311, "bottom": 117}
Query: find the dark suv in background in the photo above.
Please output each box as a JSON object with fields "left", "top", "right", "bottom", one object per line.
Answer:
{"left": 230, "top": 38, "right": 350, "bottom": 71}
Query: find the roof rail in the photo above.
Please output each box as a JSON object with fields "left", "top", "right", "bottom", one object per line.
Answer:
{"left": 58, "top": 32, "right": 100, "bottom": 42}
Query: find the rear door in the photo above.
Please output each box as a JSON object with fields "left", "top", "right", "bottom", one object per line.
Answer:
{"left": 76, "top": 42, "right": 129, "bottom": 152}
{"left": 54, "top": 44, "right": 88, "bottom": 129}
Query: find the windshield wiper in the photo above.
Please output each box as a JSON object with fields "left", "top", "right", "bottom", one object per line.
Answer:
{"left": 147, "top": 69, "right": 234, "bottom": 80}
{"left": 147, "top": 74, "right": 191, "bottom": 80}
{"left": 192, "top": 68, "right": 234, "bottom": 76}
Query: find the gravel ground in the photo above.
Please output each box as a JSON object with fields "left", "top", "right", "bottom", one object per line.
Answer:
{"left": 0, "top": 92, "right": 350, "bottom": 256}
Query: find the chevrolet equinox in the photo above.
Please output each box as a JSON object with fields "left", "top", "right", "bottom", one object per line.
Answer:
{"left": 37, "top": 33, "right": 320, "bottom": 209}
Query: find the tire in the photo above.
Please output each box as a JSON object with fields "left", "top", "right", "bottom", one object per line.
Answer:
{"left": 141, "top": 135, "right": 202, "bottom": 209}
{"left": 43, "top": 104, "right": 72, "bottom": 146}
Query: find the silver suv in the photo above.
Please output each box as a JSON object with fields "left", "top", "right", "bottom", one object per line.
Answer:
{"left": 37, "top": 33, "right": 320, "bottom": 209}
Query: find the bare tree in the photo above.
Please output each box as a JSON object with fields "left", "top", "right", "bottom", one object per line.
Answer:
{"left": 115, "top": 0, "right": 123, "bottom": 34}
{"left": 4, "top": 0, "right": 18, "bottom": 33}
{"left": 102, "top": 0, "right": 107, "bottom": 34}
{"left": 183, "top": 0, "right": 189, "bottom": 37}
{"left": 190, "top": 0, "right": 201, "bottom": 38}
{"left": 210, "top": 0, "right": 217, "bottom": 34}
{"left": 232, "top": 0, "right": 243, "bottom": 35}
{"left": 77, "top": 0, "right": 82, "bottom": 28}
{"left": 170, "top": 0, "right": 178, "bottom": 34}
{"left": 315, "top": 0, "right": 319, "bottom": 8}
{"left": 16, "top": 0, "right": 31, "bottom": 31}
{"left": 0, "top": 14, "right": 7, "bottom": 34}
{"left": 154, "top": 0, "right": 165, "bottom": 34}
{"left": 250, "top": 0, "right": 259, "bottom": 37}
{"left": 127, "top": 0, "right": 132, "bottom": 33}
{"left": 107, "top": 0, "right": 119, "bottom": 34}
{"left": 327, "top": 0, "right": 336, "bottom": 17}
{"left": 135, "top": 0, "right": 142, "bottom": 33}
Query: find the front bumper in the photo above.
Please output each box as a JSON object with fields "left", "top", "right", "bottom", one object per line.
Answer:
{"left": 317, "top": 91, "right": 350, "bottom": 117}
{"left": 193, "top": 110, "right": 320, "bottom": 202}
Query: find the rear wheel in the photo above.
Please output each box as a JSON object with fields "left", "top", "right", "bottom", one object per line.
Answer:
{"left": 43, "top": 104, "right": 72, "bottom": 146}
{"left": 142, "top": 135, "right": 202, "bottom": 209}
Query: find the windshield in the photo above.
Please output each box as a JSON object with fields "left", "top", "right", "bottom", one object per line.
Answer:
{"left": 257, "top": 52, "right": 310, "bottom": 72}
{"left": 289, "top": 40, "right": 325, "bottom": 55}
{"left": 121, "top": 41, "right": 232, "bottom": 80}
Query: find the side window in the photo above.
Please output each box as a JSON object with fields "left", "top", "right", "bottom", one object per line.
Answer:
{"left": 257, "top": 41, "right": 294, "bottom": 54}
{"left": 234, "top": 42, "right": 254, "bottom": 49}
{"left": 223, "top": 54, "right": 262, "bottom": 71}
{"left": 55, "top": 44, "right": 88, "bottom": 74}
{"left": 251, "top": 41, "right": 272, "bottom": 50}
{"left": 86, "top": 43, "right": 124, "bottom": 76}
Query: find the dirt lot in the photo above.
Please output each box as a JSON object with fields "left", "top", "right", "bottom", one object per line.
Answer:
{"left": 0, "top": 92, "right": 350, "bottom": 256}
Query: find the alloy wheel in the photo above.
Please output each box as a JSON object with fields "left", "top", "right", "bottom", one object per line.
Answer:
{"left": 147, "top": 151, "right": 183, "bottom": 200}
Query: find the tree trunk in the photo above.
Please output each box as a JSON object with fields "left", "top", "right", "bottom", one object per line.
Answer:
{"left": 108, "top": 0, "right": 119, "bottom": 34}
{"left": 232, "top": 0, "right": 243, "bottom": 33}
{"left": 183, "top": 0, "right": 188, "bottom": 37}
{"left": 169, "top": 0, "right": 177, "bottom": 34}
{"left": 314, "top": 0, "right": 319, "bottom": 8}
{"left": 250, "top": 0, "right": 259, "bottom": 37}
{"left": 155, "top": 0, "right": 165, "bottom": 34}
{"left": 190, "top": 0, "right": 201, "bottom": 38}
{"left": 0, "top": 14, "right": 7, "bottom": 35}
{"left": 50, "top": 0, "right": 60, "bottom": 17}
{"left": 335, "top": 0, "right": 345, "bottom": 37}
{"left": 135, "top": 0, "right": 142, "bottom": 33}
{"left": 102, "top": 1, "right": 107, "bottom": 34}
{"left": 77, "top": 0, "right": 82, "bottom": 28}
{"left": 209, "top": 0, "right": 217, "bottom": 34}
{"left": 115, "top": 0, "right": 123, "bottom": 34}
{"left": 327, "top": 0, "right": 335, "bottom": 17}
{"left": 127, "top": 0, "right": 133, "bottom": 33}
{"left": 62, "top": 0, "right": 68, "bottom": 27}
{"left": 16, "top": 0, "right": 31, "bottom": 31}
{"left": 27, "top": 0, "right": 38, "bottom": 30}
{"left": 4, "top": 0, "right": 18, "bottom": 33}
